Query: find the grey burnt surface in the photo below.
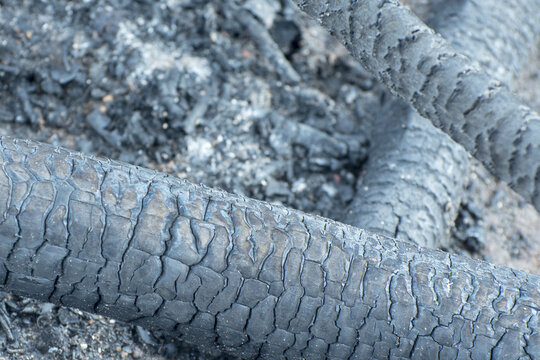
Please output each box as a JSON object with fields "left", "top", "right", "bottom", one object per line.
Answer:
{"left": 0, "top": 0, "right": 539, "bottom": 359}
{"left": 293, "top": 0, "right": 540, "bottom": 213}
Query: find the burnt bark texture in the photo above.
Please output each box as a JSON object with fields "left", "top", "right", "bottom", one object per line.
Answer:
{"left": 0, "top": 137, "right": 539, "bottom": 359}
{"left": 345, "top": 0, "right": 540, "bottom": 248}
{"left": 344, "top": 102, "right": 468, "bottom": 249}
{"left": 424, "top": 0, "right": 540, "bottom": 84}
{"left": 293, "top": 0, "right": 540, "bottom": 213}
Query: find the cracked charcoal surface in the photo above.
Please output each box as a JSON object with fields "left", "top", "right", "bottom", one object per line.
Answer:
{"left": 0, "top": 137, "right": 539, "bottom": 360}
{"left": 345, "top": 0, "right": 540, "bottom": 249}
{"left": 0, "top": 0, "right": 539, "bottom": 359}
{"left": 293, "top": 0, "right": 540, "bottom": 213}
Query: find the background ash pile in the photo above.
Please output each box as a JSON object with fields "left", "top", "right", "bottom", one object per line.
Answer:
{"left": 0, "top": 0, "right": 374, "bottom": 220}
{"left": 0, "top": 0, "right": 539, "bottom": 359}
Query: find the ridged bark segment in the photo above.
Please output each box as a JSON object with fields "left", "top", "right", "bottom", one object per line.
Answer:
{"left": 0, "top": 137, "right": 538, "bottom": 359}
{"left": 345, "top": 101, "right": 468, "bottom": 248}
{"left": 293, "top": 0, "right": 540, "bottom": 213}
{"left": 425, "top": 0, "right": 540, "bottom": 84}
{"left": 345, "top": 0, "right": 540, "bottom": 247}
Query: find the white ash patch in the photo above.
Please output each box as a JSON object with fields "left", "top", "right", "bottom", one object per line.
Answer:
{"left": 115, "top": 21, "right": 211, "bottom": 83}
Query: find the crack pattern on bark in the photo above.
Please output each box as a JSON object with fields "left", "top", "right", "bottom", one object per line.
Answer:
{"left": 345, "top": 0, "right": 540, "bottom": 248}
{"left": 0, "top": 137, "right": 538, "bottom": 359}
{"left": 293, "top": 0, "right": 540, "bottom": 213}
